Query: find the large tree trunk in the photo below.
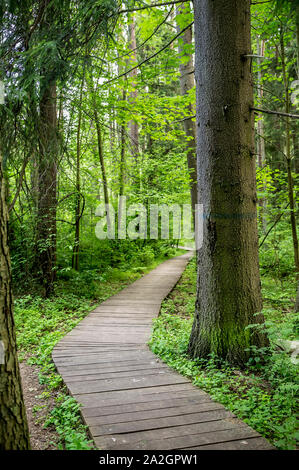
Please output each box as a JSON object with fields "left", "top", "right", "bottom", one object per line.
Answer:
{"left": 188, "top": 0, "right": 268, "bottom": 366}
{"left": 0, "top": 154, "right": 30, "bottom": 449}
{"left": 176, "top": 2, "right": 198, "bottom": 218}
{"left": 37, "top": 81, "right": 57, "bottom": 297}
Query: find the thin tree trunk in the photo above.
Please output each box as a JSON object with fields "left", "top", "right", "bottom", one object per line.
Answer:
{"left": 72, "top": 76, "right": 84, "bottom": 271}
{"left": 128, "top": 16, "right": 140, "bottom": 189}
{"left": 0, "top": 153, "right": 30, "bottom": 449}
{"left": 119, "top": 88, "right": 127, "bottom": 198}
{"left": 189, "top": 0, "right": 268, "bottom": 366}
{"left": 110, "top": 106, "right": 116, "bottom": 156}
{"left": 94, "top": 113, "right": 109, "bottom": 208}
{"left": 91, "top": 87, "right": 111, "bottom": 232}
{"left": 295, "top": 282, "right": 299, "bottom": 312}
{"left": 37, "top": 80, "right": 57, "bottom": 297}
{"left": 280, "top": 28, "right": 299, "bottom": 273}
{"left": 256, "top": 36, "right": 267, "bottom": 233}
{"left": 296, "top": 4, "right": 299, "bottom": 81}
{"left": 176, "top": 2, "right": 198, "bottom": 218}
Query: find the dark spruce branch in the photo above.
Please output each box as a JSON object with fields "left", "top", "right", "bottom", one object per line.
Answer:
{"left": 103, "top": 22, "right": 194, "bottom": 86}
{"left": 252, "top": 107, "right": 299, "bottom": 119}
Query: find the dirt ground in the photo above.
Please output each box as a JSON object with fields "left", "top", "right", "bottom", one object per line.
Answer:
{"left": 19, "top": 361, "right": 59, "bottom": 450}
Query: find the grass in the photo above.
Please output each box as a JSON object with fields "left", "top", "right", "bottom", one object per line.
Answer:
{"left": 149, "top": 257, "right": 299, "bottom": 450}
{"left": 14, "top": 245, "right": 182, "bottom": 450}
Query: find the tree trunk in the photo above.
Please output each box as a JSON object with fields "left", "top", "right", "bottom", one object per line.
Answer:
{"left": 72, "top": 76, "right": 84, "bottom": 271}
{"left": 295, "top": 282, "right": 299, "bottom": 312}
{"left": 256, "top": 36, "right": 267, "bottom": 233}
{"left": 91, "top": 85, "right": 112, "bottom": 232}
{"left": 94, "top": 112, "right": 109, "bottom": 209}
{"left": 128, "top": 16, "right": 140, "bottom": 190}
{"left": 119, "top": 88, "right": 127, "bottom": 198}
{"left": 188, "top": 0, "right": 268, "bottom": 366}
{"left": 37, "top": 81, "right": 57, "bottom": 297}
{"left": 296, "top": 4, "right": 299, "bottom": 81}
{"left": 280, "top": 27, "right": 299, "bottom": 273}
{"left": 0, "top": 153, "right": 30, "bottom": 449}
{"left": 176, "top": 2, "right": 198, "bottom": 218}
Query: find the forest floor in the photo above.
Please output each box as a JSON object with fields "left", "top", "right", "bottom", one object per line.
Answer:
{"left": 20, "top": 361, "right": 59, "bottom": 450}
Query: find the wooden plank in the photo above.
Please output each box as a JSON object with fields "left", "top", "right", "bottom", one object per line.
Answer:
{"left": 83, "top": 394, "right": 212, "bottom": 417}
{"left": 184, "top": 437, "right": 274, "bottom": 450}
{"left": 59, "top": 365, "right": 167, "bottom": 377}
{"left": 89, "top": 409, "right": 234, "bottom": 436}
{"left": 78, "top": 318, "right": 153, "bottom": 324}
{"left": 87, "top": 314, "right": 154, "bottom": 318}
{"left": 92, "top": 306, "right": 159, "bottom": 314}
{"left": 73, "top": 384, "right": 201, "bottom": 408}
{"left": 55, "top": 358, "right": 163, "bottom": 373}
{"left": 73, "top": 326, "right": 151, "bottom": 332}
{"left": 55, "top": 341, "right": 146, "bottom": 348}
{"left": 85, "top": 402, "right": 224, "bottom": 426}
{"left": 63, "top": 367, "right": 171, "bottom": 383}
{"left": 65, "top": 372, "right": 189, "bottom": 395}
{"left": 100, "top": 300, "right": 161, "bottom": 305}
{"left": 107, "top": 426, "right": 261, "bottom": 450}
{"left": 94, "top": 417, "right": 239, "bottom": 449}
{"left": 54, "top": 350, "right": 154, "bottom": 365}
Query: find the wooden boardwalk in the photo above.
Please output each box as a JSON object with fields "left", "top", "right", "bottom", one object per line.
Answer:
{"left": 52, "top": 253, "right": 273, "bottom": 450}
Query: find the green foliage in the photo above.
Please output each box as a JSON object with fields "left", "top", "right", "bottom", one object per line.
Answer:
{"left": 14, "top": 291, "right": 97, "bottom": 448}
{"left": 44, "top": 396, "right": 94, "bottom": 450}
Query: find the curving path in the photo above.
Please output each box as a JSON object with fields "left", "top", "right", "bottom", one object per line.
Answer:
{"left": 52, "top": 253, "right": 273, "bottom": 450}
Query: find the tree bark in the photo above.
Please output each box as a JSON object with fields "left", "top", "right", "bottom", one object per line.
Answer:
{"left": 37, "top": 80, "right": 57, "bottom": 297}
{"left": 176, "top": 2, "right": 198, "bottom": 218}
{"left": 188, "top": 0, "right": 268, "bottom": 366}
{"left": 0, "top": 153, "right": 30, "bottom": 449}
